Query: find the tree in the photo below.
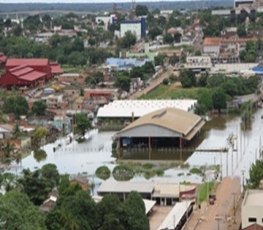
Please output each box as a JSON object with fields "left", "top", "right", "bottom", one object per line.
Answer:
{"left": 148, "top": 27, "right": 162, "bottom": 40}
{"left": 237, "top": 25, "right": 247, "bottom": 37}
{"left": 75, "top": 113, "right": 91, "bottom": 136}
{"left": 31, "top": 127, "right": 48, "bottom": 148}
{"left": 0, "top": 191, "right": 46, "bottom": 230}
{"left": 85, "top": 71, "right": 104, "bottom": 86}
{"left": 3, "top": 95, "right": 29, "bottom": 118}
{"left": 120, "top": 31, "right": 136, "bottom": 49}
{"left": 179, "top": 69, "right": 196, "bottom": 88}
{"left": 18, "top": 164, "right": 59, "bottom": 206}
{"left": 135, "top": 5, "right": 149, "bottom": 16}
{"left": 163, "top": 33, "right": 174, "bottom": 44}
{"left": 124, "top": 191, "right": 149, "bottom": 230}
{"left": 154, "top": 54, "right": 166, "bottom": 66}
{"left": 114, "top": 72, "right": 131, "bottom": 92}
{"left": 12, "top": 25, "right": 23, "bottom": 36}
{"left": 32, "top": 100, "right": 47, "bottom": 116}
{"left": 248, "top": 160, "right": 263, "bottom": 188}
{"left": 212, "top": 89, "right": 227, "bottom": 113}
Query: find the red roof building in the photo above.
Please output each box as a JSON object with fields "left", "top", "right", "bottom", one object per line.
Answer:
{"left": 0, "top": 58, "right": 63, "bottom": 88}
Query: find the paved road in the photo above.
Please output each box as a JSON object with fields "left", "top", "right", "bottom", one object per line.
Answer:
{"left": 129, "top": 67, "right": 174, "bottom": 99}
{"left": 185, "top": 177, "right": 241, "bottom": 230}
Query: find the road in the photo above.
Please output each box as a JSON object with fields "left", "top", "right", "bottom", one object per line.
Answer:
{"left": 129, "top": 67, "right": 174, "bottom": 99}
{"left": 185, "top": 177, "right": 241, "bottom": 230}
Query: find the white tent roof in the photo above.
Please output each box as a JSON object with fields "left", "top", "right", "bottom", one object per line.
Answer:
{"left": 143, "top": 199, "right": 156, "bottom": 214}
{"left": 97, "top": 100, "right": 197, "bottom": 118}
{"left": 158, "top": 201, "right": 191, "bottom": 230}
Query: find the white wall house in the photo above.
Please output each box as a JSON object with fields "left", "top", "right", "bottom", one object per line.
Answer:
{"left": 95, "top": 14, "right": 116, "bottom": 30}
{"left": 242, "top": 190, "right": 263, "bottom": 229}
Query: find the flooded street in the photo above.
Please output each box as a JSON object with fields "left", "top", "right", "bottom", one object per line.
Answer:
{"left": 12, "top": 108, "right": 263, "bottom": 184}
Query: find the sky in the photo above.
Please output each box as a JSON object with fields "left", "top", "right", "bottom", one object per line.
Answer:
{"left": 0, "top": 0, "right": 196, "bottom": 3}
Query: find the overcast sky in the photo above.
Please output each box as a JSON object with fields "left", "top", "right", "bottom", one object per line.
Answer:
{"left": 0, "top": 0, "right": 194, "bottom": 3}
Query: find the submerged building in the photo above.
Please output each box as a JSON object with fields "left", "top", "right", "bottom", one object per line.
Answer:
{"left": 114, "top": 107, "right": 205, "bottom": 159}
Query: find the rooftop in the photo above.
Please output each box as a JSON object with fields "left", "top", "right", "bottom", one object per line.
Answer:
{"left": 117, "top": 107, "right": 205, "bottom": 140}
{"left": 203, "top": 37, "right": 222, "bottom": 46}
{"left": 97, "top": 180, "right": 154, "bottom": 194}
{"left": 97, "top": 100, "right": 197, "bottom": 118}
{"left": 158, "top": 201, "right": 191, "bottom": 230}
{"left": 6, "top": 58, "right": 49, "bottom": 67}
{"left": 243, "top": 189, "right": 263, "bottom": 206}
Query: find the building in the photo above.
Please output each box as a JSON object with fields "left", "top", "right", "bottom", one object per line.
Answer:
{"left": 95, "top": 14, "right": 116, "bottom": 30}
{"left": 158, "top": 201, "right": 193, "bottom": 230}
{"left": 203, "top": 37, "right": 221, "bottom": 56}
{"left": 242, "top": 189, "right": 263, "bottom": 229}
{"left": 114, "top": 107, "right": 205, "bottom": 159}
{"left": 185, "top": 56, "right": 212, "bottom": 72}
{"left": 97, "top": 100, "right": 197, "bottom": 119}
{"left": 120, "top": 18, "right": 146, "bottom": 40}
{"left": 0, "top": 58, "right": 63, "bottom": 88}
{"left": 84, "top": 88, "right": 117, "bottom": 105}
{"left": 97, "top": 180, "right": 197, "bottom": 205}
{"left": 57, "top": 73, "right": 84, "bottom": 84}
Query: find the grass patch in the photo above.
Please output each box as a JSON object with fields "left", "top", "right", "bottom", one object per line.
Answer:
{"left": 140, "top": 84, "right": 213, "bottom": 101}
{"left": 61, "top": 65, "right": 85, "bottom": 73}
{"left": 198, "top": 181, "right": 215, "bottom": 203}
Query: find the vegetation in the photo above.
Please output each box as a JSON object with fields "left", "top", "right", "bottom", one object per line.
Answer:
{"left": 31, "top": 100, "right": 47, "bottom": 116}
{"left": 3, "top": 95, "right": 29, "bottom": 118}
{"left": 75, "top": 113, "right": 91, "bottom": 136}
{"left": 198, "top": 181, "right": 215, "bottom": 203}
{"left": 95, "top": 165, "right": 111, "bottom": 180}
{"left": 113, "top": 165, "right": 134, "bottom": 181}
{"left": 248, "top": 159, "right": 263, "bottom": 188}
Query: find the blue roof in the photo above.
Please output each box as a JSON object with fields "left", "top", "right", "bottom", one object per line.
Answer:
{"left": 252, "top": 66, "right": 263, "bottom": 74}
{"left": 106, "top": 58, "right": 150, "bottom": 70}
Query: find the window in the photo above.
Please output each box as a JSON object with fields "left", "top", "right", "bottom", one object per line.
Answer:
{"left": 248, "top": 217, "right": 257, "bottom": 222}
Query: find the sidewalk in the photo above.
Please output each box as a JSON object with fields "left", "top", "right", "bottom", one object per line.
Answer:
{"left": 184, "top": 177, "right": 241, "bottom": 230}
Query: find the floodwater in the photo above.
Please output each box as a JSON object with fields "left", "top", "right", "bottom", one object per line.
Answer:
{"left": 10, "top": 108, "right": 263, "bottom": 184}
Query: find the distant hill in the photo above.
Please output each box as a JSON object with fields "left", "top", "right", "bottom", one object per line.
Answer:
{"left": 0, "top": 1, "right": 233, "bottom": 14}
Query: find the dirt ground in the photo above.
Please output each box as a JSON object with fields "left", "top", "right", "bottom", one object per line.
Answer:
{"left": 149, "top": 206, "right": 173, "bottom": 230}
{"left": 184, "top": 177, "right": 241, "bottom": 230}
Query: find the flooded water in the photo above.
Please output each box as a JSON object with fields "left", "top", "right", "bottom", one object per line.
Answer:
{"left": 10, "top": 108, "right": 263, "bottom": 184}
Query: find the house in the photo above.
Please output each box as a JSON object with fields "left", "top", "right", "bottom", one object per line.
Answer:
{"left": 203, "top": 37, "right": 221, "bottom": 56}
{"left": 84, "top": 88, "right": 118, "bottom": 105}
{"left": 40, "top": 187, "right": 59, "bottom": 212}
{"left": 95, "top": 14, "right": 116, "bottom": 30}
{"left": 0, "top": 124, "right": 13, "bottom": 139}
{"left": 57, "top": 73, "right": 84, "bottom": 84}
{"left": 242, "top": 189, "right": 263, "bottom": 229}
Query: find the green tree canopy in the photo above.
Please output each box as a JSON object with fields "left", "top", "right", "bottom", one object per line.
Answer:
{"left": 135, "top": 5, "right": 149, "bottom": 16}
{"left": 179, "top": 69, "right": 196, "bottom": 88}
{"left": 248, "top": 159, "right": 263, "bottom": 188}
{"left": 32, "top": 100, "right": 47, "bottom": 116}
{"left": 0, "top": 191, "right": 46, "bottom": 230}
{"left": 3, "top": 95, "right": 29, "bottom": 118}
{"left": 75, "top": 113, "right": 91, "bottom": 136}
{"left": 120, "top": 31, "right": 137, "bottom": 49}
{"left": 212, "top": 89, "right": 227, "bottom": 112}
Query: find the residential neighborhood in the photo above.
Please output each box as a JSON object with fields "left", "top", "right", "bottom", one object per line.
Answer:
{"left": 1, "top": 0, "right": 263, "bottom": 229}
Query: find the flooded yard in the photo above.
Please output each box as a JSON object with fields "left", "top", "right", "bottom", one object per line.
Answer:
{"left": 10, "top": 108, "right": 263, "bottom": 185}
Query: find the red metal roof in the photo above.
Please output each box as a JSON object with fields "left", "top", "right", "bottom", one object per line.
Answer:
{"left": 50, "top": 63, "right": 63, "bottom": 74}
{"left": 6, "top": 58, "right": 49, "bottom": 67}
{"left": 12, "top": 67, "right": 34, "bottom": 77}
{"left": 18, "top": 71, "right": 46, "bottom": 82}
